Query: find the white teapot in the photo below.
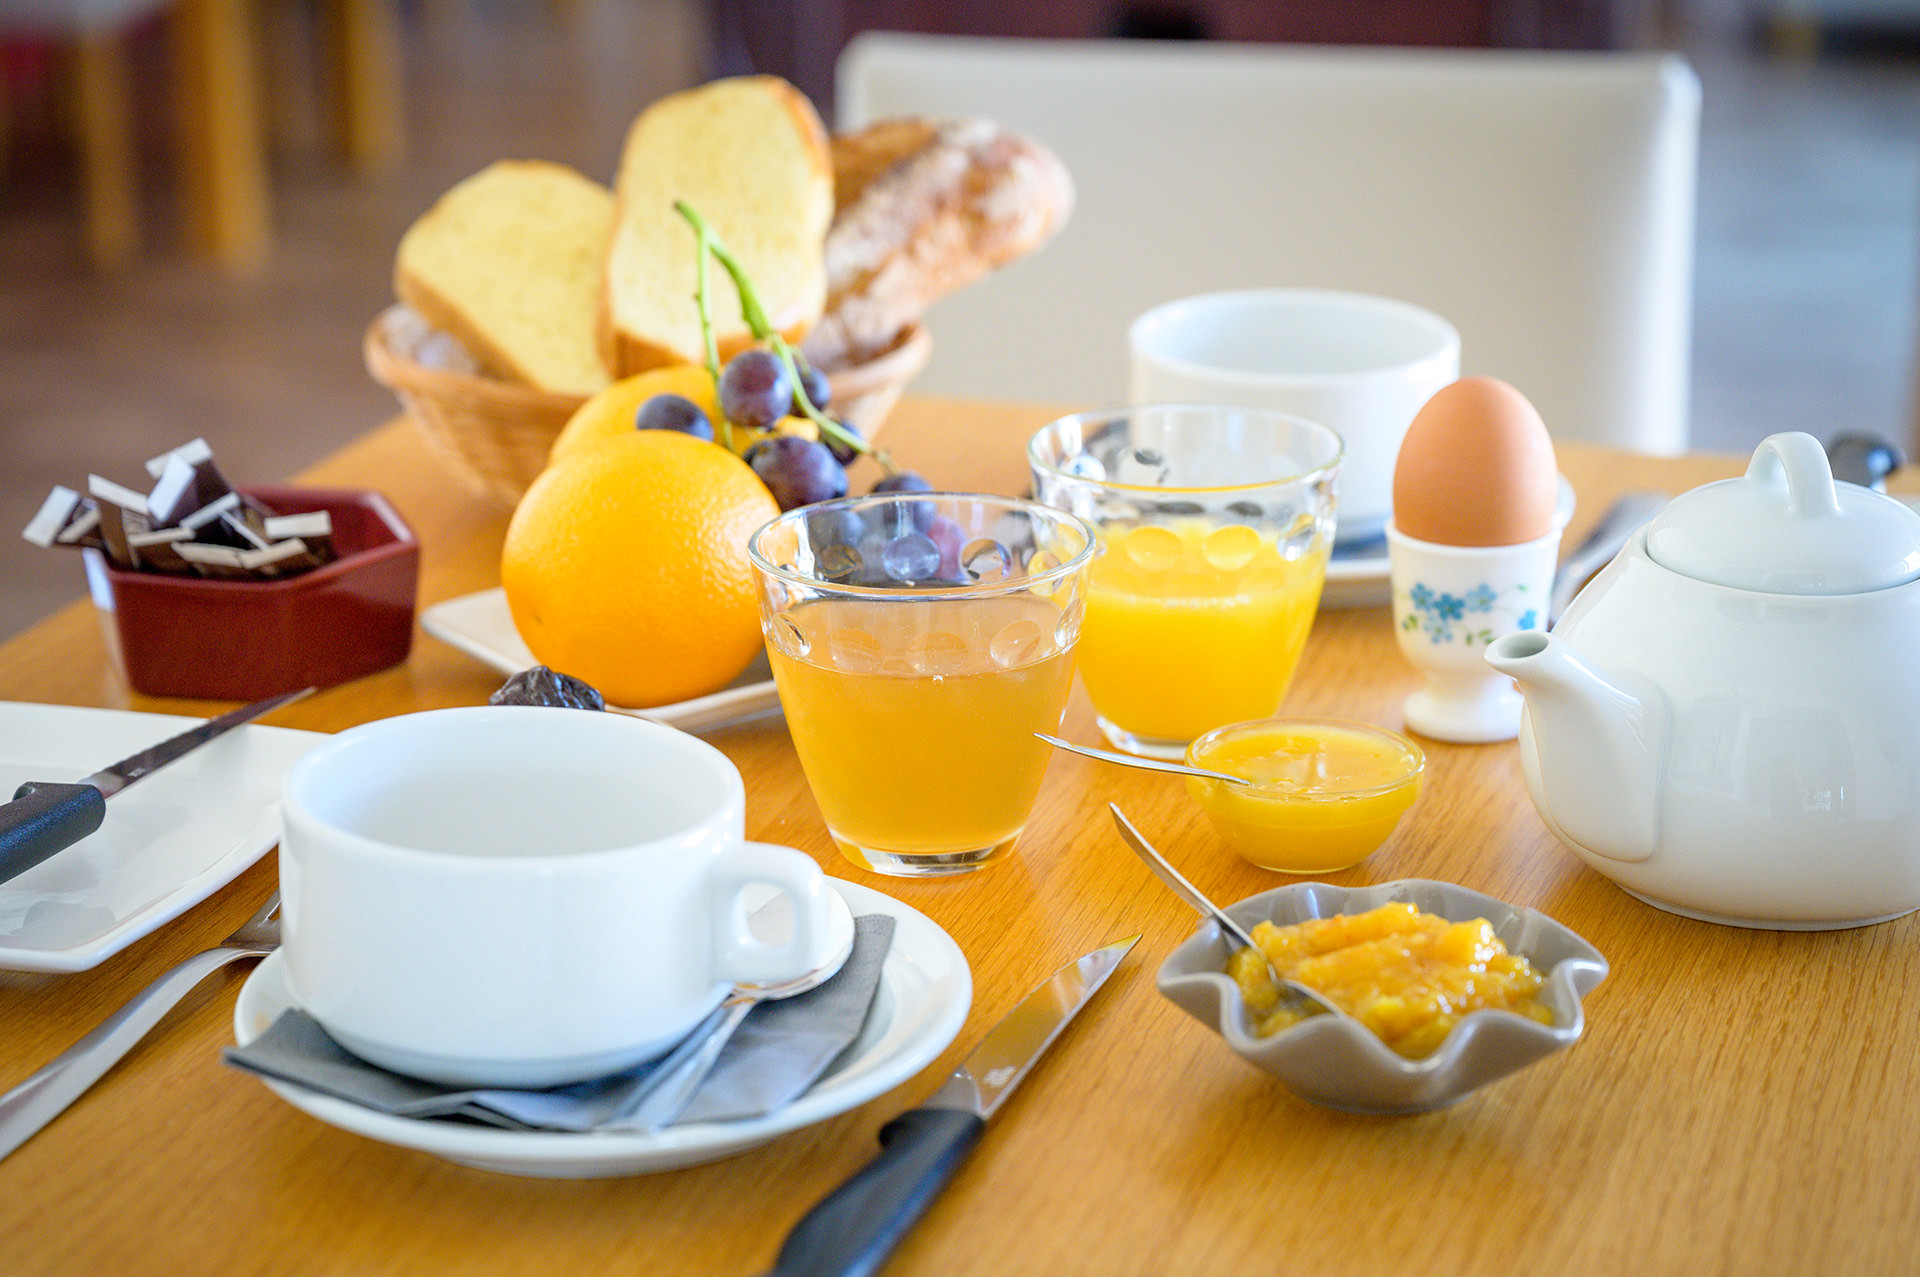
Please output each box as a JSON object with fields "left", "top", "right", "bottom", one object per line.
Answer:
{"left": 1486, "top": 432, "right": 1920, "bottom": 929}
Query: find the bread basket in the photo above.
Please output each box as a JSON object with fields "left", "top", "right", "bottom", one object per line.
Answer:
{"left": 365, "top": 305, "right": 932, "bottom": 508}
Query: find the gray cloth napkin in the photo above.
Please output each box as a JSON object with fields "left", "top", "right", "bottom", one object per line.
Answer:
{"left": 223, "top": 914, "right": 893, "bottom": 1133}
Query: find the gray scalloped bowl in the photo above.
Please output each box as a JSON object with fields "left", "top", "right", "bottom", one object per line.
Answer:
{"left": 1157, "top": 879, "right": 1607, "bottom": 1114}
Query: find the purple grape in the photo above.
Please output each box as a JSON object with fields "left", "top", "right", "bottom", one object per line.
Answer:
{"left": 792, "top": 363, "right": 832, "bottom": 415}
{"left": 719, "top": 348, "right": 792, "bottom": 429}
{"left": 822, "top": 416, "right": 862, "bottom": 465}
{"left": 879, "top": 532, "right": 941, "bottom": 582}
{"left": 805, "top": 505, "right": 865, "bottom": 550}
{"left": 927, "top": 514, "right": 964, "bottom": 578}
{"left": 745, "top": 436, "right": 849, "bottom": 510}
{"left": 871, "top": 470, "right": 931, "bottom": 496}
{"left": 872, "top": 471, "right": 936, "bottom": 533}
{"left": 634, "top": 393, "right": 715, "bottom": 441}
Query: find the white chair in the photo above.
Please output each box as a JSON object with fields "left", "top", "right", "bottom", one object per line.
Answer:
{"left": 837, "top": 33, "right": 1701, "bottom": 453}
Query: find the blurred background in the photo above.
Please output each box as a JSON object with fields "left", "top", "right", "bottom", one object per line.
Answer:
{"left": 0, "top": 0, "right": 1915, "bottom": 640}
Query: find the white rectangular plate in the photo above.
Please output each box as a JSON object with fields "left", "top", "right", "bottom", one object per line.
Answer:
{"left": 420, "top": 588, "right": 781, "bottom": 732}
{"left": 0, "top": 702, "right": 326, "bottom": 973}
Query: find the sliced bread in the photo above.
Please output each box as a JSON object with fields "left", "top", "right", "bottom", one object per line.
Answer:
{"left": 600, "top": 76, "right": 832, "bottom": 375}
{"left": 395, "top": 159, "right": 616, "bottom": 396}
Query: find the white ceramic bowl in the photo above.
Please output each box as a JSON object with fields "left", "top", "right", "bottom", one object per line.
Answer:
{"left": 1157, "top": 879, "right": 1607, "bottom": 1114}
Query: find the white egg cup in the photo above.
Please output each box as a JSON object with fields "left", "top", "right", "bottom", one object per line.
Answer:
{"left": 1386, "top": 523, "right": 1563, "bottom": 743}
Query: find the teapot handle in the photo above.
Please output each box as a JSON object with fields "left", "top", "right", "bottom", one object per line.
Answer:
{"left": 1745, "top": 432, "right": 1841, "bottom": 518}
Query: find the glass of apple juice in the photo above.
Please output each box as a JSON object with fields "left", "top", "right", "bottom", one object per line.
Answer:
{"left": 748, "top": 491, "right": 1095, "bottom": 877}
{"left": 1028, "top": 404, "right": 1344, "bottom": 761}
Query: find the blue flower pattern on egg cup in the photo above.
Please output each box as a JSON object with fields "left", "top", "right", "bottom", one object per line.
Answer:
{"left": 1403, "top": 581, "right": 1539, "bottom": 645}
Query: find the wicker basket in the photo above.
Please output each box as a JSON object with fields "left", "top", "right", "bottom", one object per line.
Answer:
{"left": 364, "top": 305, "right": 933, "bottom": 508}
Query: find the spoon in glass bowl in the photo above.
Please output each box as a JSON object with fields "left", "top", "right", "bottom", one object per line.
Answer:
{"left": 1108, "top": 804, "right": 1337, "bottom": 1021}
{"left": 1036, "top": 733, "right": 1252, "bottom": 785}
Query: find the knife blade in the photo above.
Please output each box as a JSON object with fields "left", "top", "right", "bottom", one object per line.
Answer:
{"left": 0, "top": 686, "right": 314, "bottom": 885}
{"left": 765, "top": 934, "right": 1139, "bottom": 1277}
{"left": 1547, "top": 490, "right": 1666, "bottom": 625}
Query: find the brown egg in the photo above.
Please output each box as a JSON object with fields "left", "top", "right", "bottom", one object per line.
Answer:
{"left": 1391, "top": 376, "right": 1558, "bottom": 546}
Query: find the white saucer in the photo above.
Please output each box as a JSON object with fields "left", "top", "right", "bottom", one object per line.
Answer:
{"left": 231, "top": 879, "right": 971, "bottom": 1178}
{"left": 0, "top": 702, "right": 326, "bottom": 973}
{"left": 1322, "top": 550, "right": 1392, "bottom": 609}
{"left": 420, "top": 588, "right": 780, "bottom": 731}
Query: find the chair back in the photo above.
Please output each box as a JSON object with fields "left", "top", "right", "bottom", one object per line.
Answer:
{"left": 837, "top": 33, "right": 1701, "bottom": 452}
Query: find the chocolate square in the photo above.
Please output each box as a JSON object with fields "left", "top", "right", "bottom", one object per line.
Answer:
{"left": 147, "top": 453, "right": 235, "bottom": 528}
{"left": 21, "top": 486, "right": 83, "bottom": 549}
{"left": 143, "top": 437, "right": 213, "bottom": 480}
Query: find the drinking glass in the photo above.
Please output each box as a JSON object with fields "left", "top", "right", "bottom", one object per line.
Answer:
{"left": 1029, "top": 404, "right": 1343, "bottom": 760}
{"left": 748, "top": 492, "right": 1094, "bottom": 877}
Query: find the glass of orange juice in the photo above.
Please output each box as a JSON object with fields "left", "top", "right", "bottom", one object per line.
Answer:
{"left": 1029, "top": 405, "right": 1343, "bottom": 760}
{"left": 748, "top": 492, "right": 1094, "bottom": 877}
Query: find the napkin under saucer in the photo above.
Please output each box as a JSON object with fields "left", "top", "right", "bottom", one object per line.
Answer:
{"left": 225, "top": 914, "right": 893, "bottom": 1133}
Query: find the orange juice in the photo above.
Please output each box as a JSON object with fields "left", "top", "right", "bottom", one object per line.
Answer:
{"left": 1077, "top": 520, "right": 1327, "bottom": 747}
{"left": 767, "top": 592, "right": 1075, "bottom": 873}
{"left": 1186, "top": 720, "right": 1423, "bottom": 872}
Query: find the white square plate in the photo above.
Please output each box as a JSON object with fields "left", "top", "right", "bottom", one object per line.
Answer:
{"left": 0, "top": 702, "right": 326, "bottom": 972}
{"left": 420, "top": 588, "right": 781, "bottom": 731}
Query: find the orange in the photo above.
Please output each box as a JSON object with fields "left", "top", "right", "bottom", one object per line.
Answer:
{"left": 548, "top": 363, "right": 722, "bottom": 466}
{"left": 725, "top": 414, "right": 821, "bottom": 459}
{"left": 501, "top": 430, "right": 779, "bottom": 707}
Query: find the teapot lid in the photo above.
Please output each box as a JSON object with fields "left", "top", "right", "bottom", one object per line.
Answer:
{"left": 1645, "top": 432, "right": 1920, "bottom": 594}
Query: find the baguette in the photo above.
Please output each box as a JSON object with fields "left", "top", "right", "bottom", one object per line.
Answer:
{"left": 394, "top": 160, "right": 616, "bottom": 397}
{"left": 803, "top": 117, "right": 1074, "bottom": 370}
{"left": 600, "top": 76, "right": 833, "bottom": 375}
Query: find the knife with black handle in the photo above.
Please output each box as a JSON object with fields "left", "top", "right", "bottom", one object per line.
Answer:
{"left": 0, "top": 686, "right": 313, "bottom": 885}
{"left": 765, "top": 934, "right": 1138, "bottom": 1277}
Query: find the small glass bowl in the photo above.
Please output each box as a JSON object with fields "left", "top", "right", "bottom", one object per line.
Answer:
{"left": 1184, "top": 718, "right": 1424, "bottom": 873}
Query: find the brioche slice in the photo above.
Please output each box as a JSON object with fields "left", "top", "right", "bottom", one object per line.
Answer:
{"left": 600, "top": 76, "right": 832, "bottom": 376}
{"left": 803, "top": 117, "right": 1074, "bottom": 370}
{"left": 394, "top": 160, "right": 616, "bottom": 396}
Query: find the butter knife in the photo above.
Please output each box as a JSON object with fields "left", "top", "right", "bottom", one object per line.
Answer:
{"left": 764, "top": 934, "right": 1139, "bottom": 1277}
{"left": 1547, "top": 490, "right": 1667, "bottom": 625}
{"left": 0, "top": 687, "right": 313, "bottom": 885}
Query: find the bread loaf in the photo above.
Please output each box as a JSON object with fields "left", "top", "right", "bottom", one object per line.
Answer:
{"left": 802, "top": 117, "right": 1074, "bottom": 370}
{"left": 394, "top": 160, "right": 616, "bottom": 397}
{"left": 600, "top": 76, "right": 833, "bottom": 376}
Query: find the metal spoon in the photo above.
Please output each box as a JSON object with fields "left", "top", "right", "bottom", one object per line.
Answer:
{"left": 1107, "top": 804, "right": 1336, "bottom": 1021}
{"left": 616, "top": 919, "right": 858, "bottom": 1131}
{"left": 1036, "top": 733, "right": 1252, "bottom": 786}
{"left": 1827, "top": 431, "right": 1905, "bottom": 492}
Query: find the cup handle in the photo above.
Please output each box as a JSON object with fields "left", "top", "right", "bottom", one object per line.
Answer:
{"left": 710, "top": 842, "right": 835, "bottom": 986}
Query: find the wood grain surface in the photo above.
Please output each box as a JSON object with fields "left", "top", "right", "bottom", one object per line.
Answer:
{"left": 1, "top": 398, "right": 1915, "bottom": 1275}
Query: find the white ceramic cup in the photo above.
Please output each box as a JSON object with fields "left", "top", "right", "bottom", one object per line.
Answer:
{"left": 1129, "top": 288, "right": 1460, "bottom": 544}
{"left": 278, "top": 705, "right": 835, "bottom": 1088}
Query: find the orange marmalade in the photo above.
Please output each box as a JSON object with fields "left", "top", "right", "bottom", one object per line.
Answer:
{"left": 1227, "top": 902, "right": 1552, "bottom": 1058}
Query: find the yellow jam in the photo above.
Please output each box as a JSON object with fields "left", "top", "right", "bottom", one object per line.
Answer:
{"left": 1186, "top": 720, "right": 1423, "bottom": 872}
{"left": 1227, "top": 902, "right": 1553, "bottom": 1058}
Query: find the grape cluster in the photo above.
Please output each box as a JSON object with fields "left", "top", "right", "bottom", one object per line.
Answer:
{"left": 632, "top": 343, "right": 926, "bottom": 514}
{"left": 802, "top": 486, "right": 964, "bottom": 587}
{"left": 629, "top": 200, "right": 934, "bottom": 514}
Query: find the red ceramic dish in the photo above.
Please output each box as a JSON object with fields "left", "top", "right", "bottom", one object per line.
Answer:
{"left": 83, "top": 486, "right": 419, "bottom": 700}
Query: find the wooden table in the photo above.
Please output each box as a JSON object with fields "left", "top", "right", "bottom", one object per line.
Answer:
{"left": 2, "top": 398, "right": 1915, "bottom": 1275}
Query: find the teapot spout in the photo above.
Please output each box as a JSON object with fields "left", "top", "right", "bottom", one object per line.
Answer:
{"left": 1486, "top": 631, "right": 1665, "bottom": 863}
